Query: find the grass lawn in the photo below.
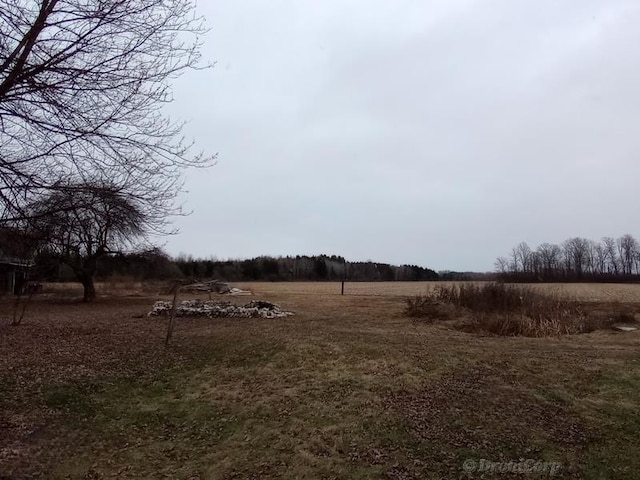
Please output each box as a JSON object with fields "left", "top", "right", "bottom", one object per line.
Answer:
{"left": 1, "top": 282, "right": 639, "bottom": 478}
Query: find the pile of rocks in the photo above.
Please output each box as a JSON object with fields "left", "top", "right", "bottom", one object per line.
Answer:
{"left": 180, "top": 280, "right": 252, "bottom": 296}
{"left": 149, "top": 300, "right": 293, "bottom": 319}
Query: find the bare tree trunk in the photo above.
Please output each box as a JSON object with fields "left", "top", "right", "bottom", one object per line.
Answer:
{"left": 11, "top": 267, "right": 35, "bottom": 326}
{"left": 165, "top": 283, "right": 181, "bottom": 347}
{"left": 73, "top": 255, "right": 98, "bottom": 302}
{"left": 80, "top": 275, "right": 96, "bottom": 302}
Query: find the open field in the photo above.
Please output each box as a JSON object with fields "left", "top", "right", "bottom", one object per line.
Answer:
{"left": 1, "top": 282, "right": 639, "bottom": 478}
{"left": 236, "top": 281, "right": 640, "bottom": 303}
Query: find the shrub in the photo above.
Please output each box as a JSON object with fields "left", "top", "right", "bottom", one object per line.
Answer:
{"left": 404, "top": 294, "right": 452, "bottom": 321}
{"left": 431, "top": 283, "right": 589, "bottom": 337}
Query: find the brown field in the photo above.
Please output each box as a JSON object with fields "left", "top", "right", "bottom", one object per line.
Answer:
{"left": 236, "top": 280, "right": 640, "bottom": 303}
{"left": 1, "top": 281, "right": 639, "bottom": 479}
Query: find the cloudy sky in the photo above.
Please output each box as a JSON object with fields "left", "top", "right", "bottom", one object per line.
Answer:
{"left": 164, "top": 0, "right": 640, "bottom": 271}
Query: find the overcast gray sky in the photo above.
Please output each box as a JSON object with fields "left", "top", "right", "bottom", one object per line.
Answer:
{"left": 163, "top": 0, "right": 640, "bottom": 271}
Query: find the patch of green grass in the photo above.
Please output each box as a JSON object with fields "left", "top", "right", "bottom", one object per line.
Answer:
{"left": 97, "top": 371, "right": 235, "bottom": 431}
{"left": 578, "top": 368, "right": 640, "bottom": 479}
{"left": 592, "top": 369, "right": 640, "bottom": 395}
{"left": 49, "top": 370, "right": 245, "bottom": 478}
{"left": 359, "top": 413, "right": 424, "bottom": 452}
{"left": 178, "top": 337, "right": 287, "bottom": 370}
{"left": 44, "top": 383, "right": 100, "bottom": 416}
{"left": 534, "top": 387, "right": 575, "bottom": 407}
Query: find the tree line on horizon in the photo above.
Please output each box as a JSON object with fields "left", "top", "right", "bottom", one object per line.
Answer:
{"left": 496, "top": 234, "right": 640, "bottom": 282}
{"left": 33, "top": 250, "right": 441, "bottom": 283}
{"left": 159, "top": 254, "right": 441, "bottom": 282}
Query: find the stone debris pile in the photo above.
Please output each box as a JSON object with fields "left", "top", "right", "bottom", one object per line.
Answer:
{"left": 180, "top": 280, "right": 252, "bottom": 296}
{"left": 149, "top": 299, "right": 293, "bottom": 319}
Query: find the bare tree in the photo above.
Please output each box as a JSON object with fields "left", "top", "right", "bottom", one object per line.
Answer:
{"left": 617, "top": 234, "right": 638, "bottom": 275}
{"left": 500, "top": 236, "right": 640, "bottom": 282}
{"left": 515, "top": 242, "right": 532, "bottom": 273}
{"left": 562, "top": 237, "right": 590, "bottom": 278}
{"left": 28, "top": 181, "right": 149, "bottom": 301}
{"left": 593, "top": 241, "right": 607, "bottom": 275}
{"left": 509, "top": 247, "right": 520, "bottom": 273}
{"left": 537, "top": 243, "right": 562, "bottom": 277}
{"left": 602, "top": 237, "right": 619, "bottom": 274}
{"left": 494, "top": 256, "right": 509, "bottom": 274}
{"left": 0, "top": 0, "right": 213, "bottom": 220}
{"left": 529, "top": 250, "right": 542, "bottom": 278}
{"left": 585, "top": 239, "right": 598, "bottom": 274}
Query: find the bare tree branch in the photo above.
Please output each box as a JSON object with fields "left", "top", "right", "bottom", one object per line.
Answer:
{"left": 0, "top": 0, "right": 214, "bottom": 221}
{"left": 27, "top": 179, "right": 156, "bottom": 301}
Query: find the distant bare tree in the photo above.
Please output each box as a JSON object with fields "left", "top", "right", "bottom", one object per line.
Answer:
{"left": 28, "top": 181, "right": 149, "bottom": 301}
{"left": 537, "top": 243, "right": 562, "bottom": 276}
{"left": 529, "top": 250, "right": 542, "bottom": 278}
{"left": 585, "top": 239, "right": 598, "bottom": 274}
{"left": 499, "top": 235, "right": 640, "bottom": 282}
{"left": 0, "top": 0, "right": 213, "bottom": 221}
{"left": 515, "top": 242, "right": 532, "bottom": 273}
{"left": 494, "top": 256, "right": 509, "bottom": 274}
{"left": 602, "top": 237, "right": 619, "bottom": 274}
{"left": 593, "top": 241, "right": 607, "bottom": 275}
{"left": 509, "top": 247, "right": 520, "bottom": 273}
{"left": 617, "top": 234, "right": 638, "bottom": 275}
{"left": 562, "top": 237, "right": 590, "bottom": 278}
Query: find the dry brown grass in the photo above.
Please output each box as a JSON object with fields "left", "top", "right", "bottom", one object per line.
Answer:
{"left": 0, "top": 282, "right": 639, "bottom": 478}
{"left": 235, "top": 280, "right": 640, "bottom": 303}
{"left": 40, "top": 279, "right": 640, "bottom": 303}
{"left": 410, "top": 283, "right": 593, "bottom": 337}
